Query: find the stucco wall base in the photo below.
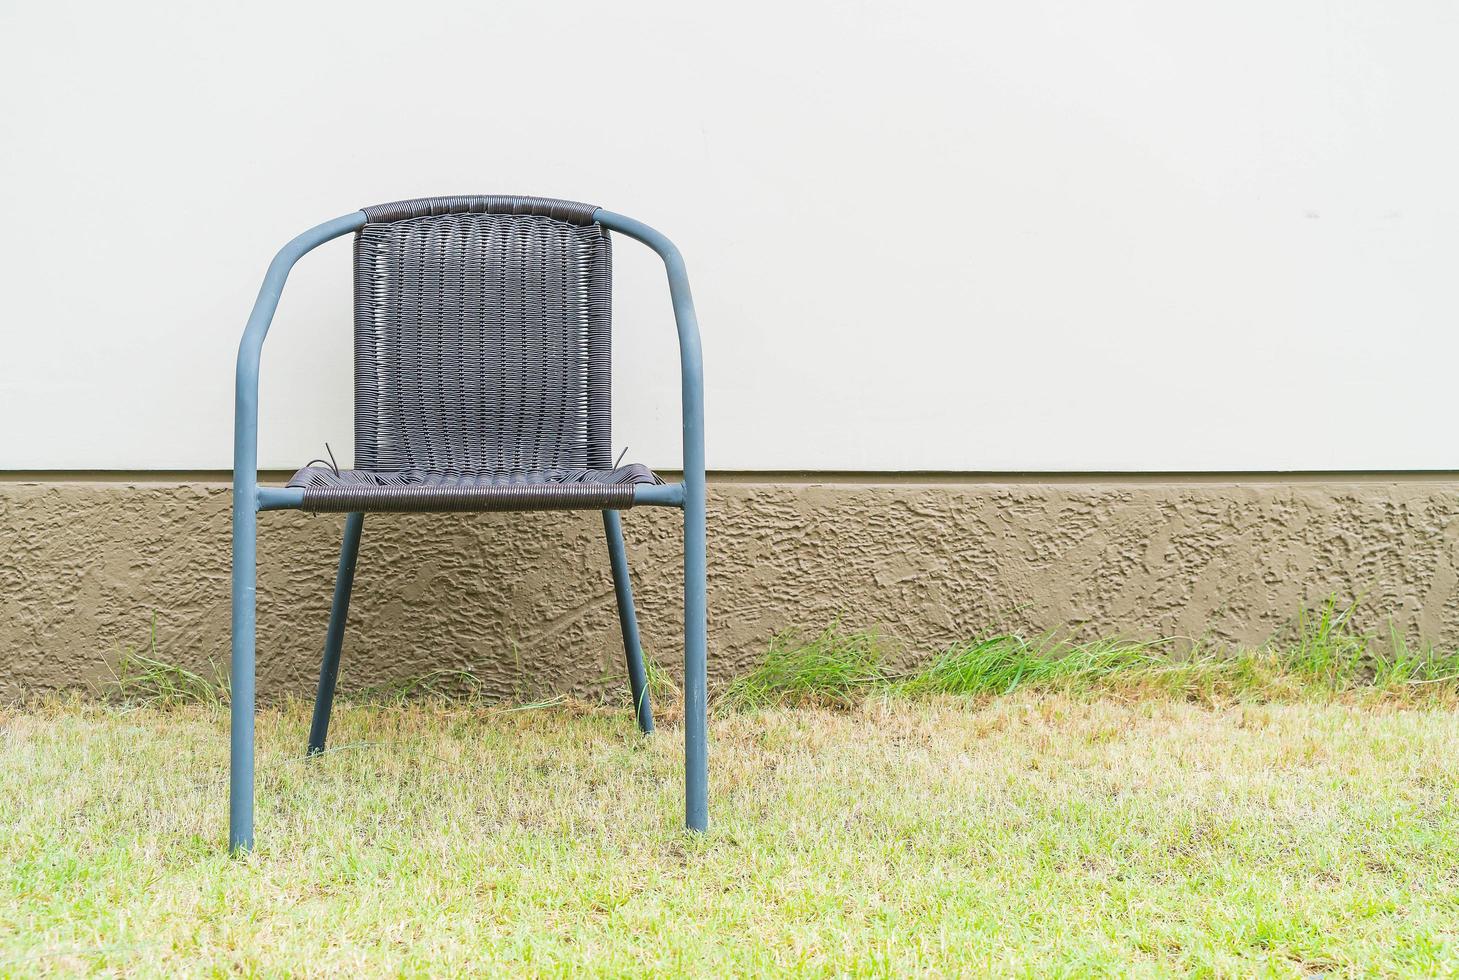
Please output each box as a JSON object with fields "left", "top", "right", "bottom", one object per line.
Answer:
{"left": 3, "top": 478, "right": 1458, "bottom": 702}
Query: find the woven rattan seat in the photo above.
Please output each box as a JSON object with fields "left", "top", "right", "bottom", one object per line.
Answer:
{"left": 286, "top": 462, "right": 659, "bottom": 512}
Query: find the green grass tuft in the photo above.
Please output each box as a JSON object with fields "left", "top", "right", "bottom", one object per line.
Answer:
{"left": 724, "top": 624, "right": 884, "bottom": 708}
{"left": 104, "top": 597, "right": 1459, "bottom": 714}
{"left": 900, "top": 635, "right": 1167, "bottom": 696}
{"left": 729, "top": 597, "right": 1459, "bottom": 708}
{"left": 107, "top": 616, "right": 228, "bottom": 708}
{"left": 355, "top": 667, "right": 487, "bottom": 702}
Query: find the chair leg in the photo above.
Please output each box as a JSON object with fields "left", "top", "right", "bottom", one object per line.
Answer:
{"left": 684, "top": 487, "right": 708, "bottom": 832}
{"left": 309, "top": 512, "right": 365, "bottom": 755}
{"left": 230, "top": 493, "right": 257, "bottom": 854}
{"left": 603, "top": 510, "right": 654, "bottom": 734}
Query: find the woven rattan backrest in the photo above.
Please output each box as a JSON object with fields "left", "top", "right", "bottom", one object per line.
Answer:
{"left": 353, "top": 196, "right": 611, "bottom": 475}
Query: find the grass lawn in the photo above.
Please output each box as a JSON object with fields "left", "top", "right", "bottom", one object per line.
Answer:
{"left": 3, "top": 689, "right": 1458, "bottom": 975}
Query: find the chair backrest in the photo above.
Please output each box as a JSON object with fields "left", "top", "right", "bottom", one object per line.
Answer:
{"left": 353, "top": 195, "right": 612, "bottom": 476}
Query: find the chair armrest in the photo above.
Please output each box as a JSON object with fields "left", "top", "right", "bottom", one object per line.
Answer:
{"left": 234, "top": 212, "right": 365, "bottom": 507}
{"left": 590, "top": 210, "right": 706, "bottom": 500}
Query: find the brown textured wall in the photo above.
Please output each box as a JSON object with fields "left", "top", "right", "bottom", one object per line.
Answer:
{"left": 3, "top": 476, "right": 1459, "bottom": 702}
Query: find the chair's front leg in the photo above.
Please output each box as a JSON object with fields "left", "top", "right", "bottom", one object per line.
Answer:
{"left": 684, "top": 484, "right": 708, "bottom": 832}
{"left": 229, "top": 483, "right": 257, "bottom": 854}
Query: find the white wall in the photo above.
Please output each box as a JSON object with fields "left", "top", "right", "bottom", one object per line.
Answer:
{"left": 2, "top": 1, "right": 1455, "bottom": 472}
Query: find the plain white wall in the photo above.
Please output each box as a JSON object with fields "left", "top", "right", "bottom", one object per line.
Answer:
{"left": 2, "top": 1, "right": 1455, "bottom": 472}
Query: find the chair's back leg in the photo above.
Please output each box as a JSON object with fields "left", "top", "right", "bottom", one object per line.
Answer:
{"left": 309, "top": 512, "right": 365, "bottom": 755}
{"left": 603, "top": 510, "right": 654, "bottom": 734}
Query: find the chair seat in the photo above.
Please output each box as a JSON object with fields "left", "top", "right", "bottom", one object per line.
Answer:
{"left": 285, "top": 463, "right": 660, "bottom": 513}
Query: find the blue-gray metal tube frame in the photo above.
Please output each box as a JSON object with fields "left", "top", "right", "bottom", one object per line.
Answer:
{"left": 233, "top": 211, "right": 364, "bottom": 854}
{"left": 231, "top": 206, "right": 707, "bottom": 852}
{"left": 604, "top": 510, "right": 654, "bottom": 734}
{"left": 308, "top": 511, "right": 365, "bottom": 754}
{"left": 594, "top": 209, "right": 709, "bottom": 833}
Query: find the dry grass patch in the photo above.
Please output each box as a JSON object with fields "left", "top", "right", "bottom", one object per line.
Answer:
{"left": 3, "top": 694, "right": 1458, "bottom": 975}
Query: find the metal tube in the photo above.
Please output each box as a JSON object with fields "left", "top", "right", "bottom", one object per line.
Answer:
{"left": 231, "top": 210, "right": 365, "bottom": 853}
{"left": 593, "top": 210, "right": 708, "bottom": 831}
{"left": 256, "top": 487, "right": 305, "bottom": 511}
{"left": 308, "top": 512, "right": 365, "bottom": 754}
{"left": 632, "top": 482, "right": 686, "bottom": 507}
{"left": 261, "top": 483, "right": 680, "bottom": 513}
{"left": 604, "top": 510, "right": 654, "bottom": 734}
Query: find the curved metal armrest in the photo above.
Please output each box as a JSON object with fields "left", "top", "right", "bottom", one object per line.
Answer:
{"left": 234, "top": 211, "right": 366, "bottom": 501}
{"left": 591, "top": 209, "right": 705, "bottom": 497}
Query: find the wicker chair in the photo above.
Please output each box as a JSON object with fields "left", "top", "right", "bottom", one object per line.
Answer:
{"left": 231, "top": 196, "right": 706, "bottom": 852}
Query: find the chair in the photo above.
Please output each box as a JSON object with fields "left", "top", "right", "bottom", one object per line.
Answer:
{"left": 231, "top": 196, "right": 706, "bottom": 852}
